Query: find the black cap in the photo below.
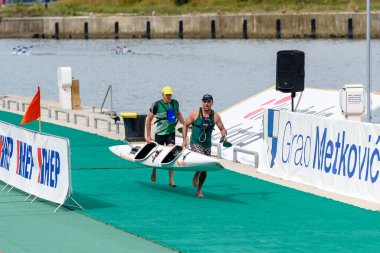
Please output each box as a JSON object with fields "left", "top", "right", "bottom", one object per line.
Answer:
{"left": 202, "top": 94, "right": 213, "bottom": 101}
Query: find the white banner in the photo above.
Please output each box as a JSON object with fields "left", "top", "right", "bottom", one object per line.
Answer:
{"left": 0, "top": 120, "right": 71, "bottom": 205}
{"left": 212, "top": 87, "right": 380, "bottom": 165}
{"left": 261, "top": 109, "right": 380, "bottom": 204}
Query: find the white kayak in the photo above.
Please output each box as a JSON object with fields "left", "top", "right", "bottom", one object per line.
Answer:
{"left": 109, "top": 142, "right": 224, "bottom": 172}
{"left": 11, "top": 51, "right": 30, "bottom": 55}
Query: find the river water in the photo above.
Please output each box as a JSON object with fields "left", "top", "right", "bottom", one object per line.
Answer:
{"left": 0, "top": 38, "right": 379, "bottom": 118}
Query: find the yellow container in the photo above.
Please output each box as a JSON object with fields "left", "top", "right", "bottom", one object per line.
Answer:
{"left": 120, "top": 112, "right": 138, "bottom": 119}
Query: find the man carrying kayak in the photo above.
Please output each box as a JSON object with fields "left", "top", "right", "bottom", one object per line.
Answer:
{"left": 182, "top": 94, "right": 227, "bottom": 198}
{"left": 146, "top": 86, "right": 185, "bottom": 187}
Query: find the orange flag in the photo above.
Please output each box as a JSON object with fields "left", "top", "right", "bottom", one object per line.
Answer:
{"left": 20, "top": 86, "right": 41, "bottom": 126}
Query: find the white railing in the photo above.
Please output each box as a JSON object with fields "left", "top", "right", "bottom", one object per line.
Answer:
{"left": 233, "top": 147, "right": 259, "bottom": 168}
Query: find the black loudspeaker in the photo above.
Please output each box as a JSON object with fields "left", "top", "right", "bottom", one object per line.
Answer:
{"left": 276, "top": 50, "right": 305, "bottom": 93}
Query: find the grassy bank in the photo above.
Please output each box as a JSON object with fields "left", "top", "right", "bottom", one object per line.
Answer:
{"left": 1, "top": 0, "right": 380, "bottom": 17}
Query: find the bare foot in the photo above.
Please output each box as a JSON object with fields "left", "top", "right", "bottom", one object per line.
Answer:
{"left": 192, "top": 176, "right": 198, "bottom": 188}
{"left": 151, "top": 169, "right": 156, "bottom": 182}
{"left": 196, "top": 191, "right": 204, "bottom": 198}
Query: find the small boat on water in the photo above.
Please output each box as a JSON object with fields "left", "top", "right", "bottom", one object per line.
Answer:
{"left": 109, "top": 142, "right": 224, "bottom": 172}
{"left": 114, "top": 46, "right": 131, "bottom": 55}
{"left": 11, "top": 46, "right": 32, "bottom": 55}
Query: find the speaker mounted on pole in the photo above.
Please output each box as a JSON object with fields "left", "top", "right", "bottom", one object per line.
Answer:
{"left": 276, "top": 50, "right": 305, "bottom": 93}
{"left": 276, "top": 50, "right": 305, "bottom": 111}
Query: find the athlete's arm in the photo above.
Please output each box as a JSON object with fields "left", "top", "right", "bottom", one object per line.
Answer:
{"left": 146, "top": 111, "right": 154, "bottom": 143}
{"left": 214, "top": 113, "right": 227, "bottom": 139}
{"left": 177, "top": 111, "right": 185, "bottom": 125}
{"left": 182, "top": 110, "right": 196, "bottom": 148}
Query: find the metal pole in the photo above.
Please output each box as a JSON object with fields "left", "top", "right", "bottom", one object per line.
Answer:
{"left": 110, "top": 84, "right": 113, "bottom": 113}
{"left": 291, "top": 91, "right": 296, "bottom": 112}
{"left": 366, "top": 0, "right": 372, "bottom": 122}
{"left": 100, "top": 85, "right": 111, "bottom": 113}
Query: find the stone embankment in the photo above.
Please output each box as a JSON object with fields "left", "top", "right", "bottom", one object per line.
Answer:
{"left": 0, "top": 12, "right": 379, "bottom": 39}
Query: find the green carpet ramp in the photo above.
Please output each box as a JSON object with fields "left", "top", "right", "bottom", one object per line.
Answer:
{"left": 0, "top": 185, "right": 176, "bottom": 253}
{"left": 2, "top": 110, "right": 380, "bottom": 252}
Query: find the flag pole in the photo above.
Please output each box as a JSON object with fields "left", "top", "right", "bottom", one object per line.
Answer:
{"left": 38, "top": 117, "right": 41, "bottom": 133}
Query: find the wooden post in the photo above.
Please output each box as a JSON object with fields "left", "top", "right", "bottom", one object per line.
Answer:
{"left": 71, "top": 80, "right": 81, "bottom": 109}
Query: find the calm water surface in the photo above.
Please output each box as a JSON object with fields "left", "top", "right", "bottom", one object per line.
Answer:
{"left": 0, "top": 38, "right": 379, "bottom": 118}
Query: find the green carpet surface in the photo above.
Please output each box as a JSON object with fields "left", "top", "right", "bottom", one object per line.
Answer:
{"left": 0, "top": 184, "right": 175, "bottom": 253}
{"left": 2, "top": 110, "right": 380, "bottom": 253}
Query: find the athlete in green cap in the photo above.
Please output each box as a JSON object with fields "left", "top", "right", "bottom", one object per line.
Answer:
{"left": 146, "top": 86, "right": 185, "bottom": 187}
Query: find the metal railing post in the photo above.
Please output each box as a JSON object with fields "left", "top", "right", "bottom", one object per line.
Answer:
{"left": 211, "top": 142, "right": 222, "bottom": 158}
{"left": 233, "top": 147, "right": 259, "bottom": 168}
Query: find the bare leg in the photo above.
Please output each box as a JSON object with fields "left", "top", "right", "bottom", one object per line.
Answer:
{"left": 196, "top": 171, "right": 207, "bottom": 198}
{"left": 151, "top": 168, "right": 156, "bottom": 182}
{"left": 193, "top": 171, "right": 200, "bottom": 188}
{"left": 167, "top": 144, "right": 176, "bottom": 187}
{"left": 169, "top": 170, "right": 176, "bottom": 187}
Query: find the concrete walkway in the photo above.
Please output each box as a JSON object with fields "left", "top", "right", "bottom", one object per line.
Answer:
{"left": 0, "top": 94, "right": 125, "bottom": 140}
